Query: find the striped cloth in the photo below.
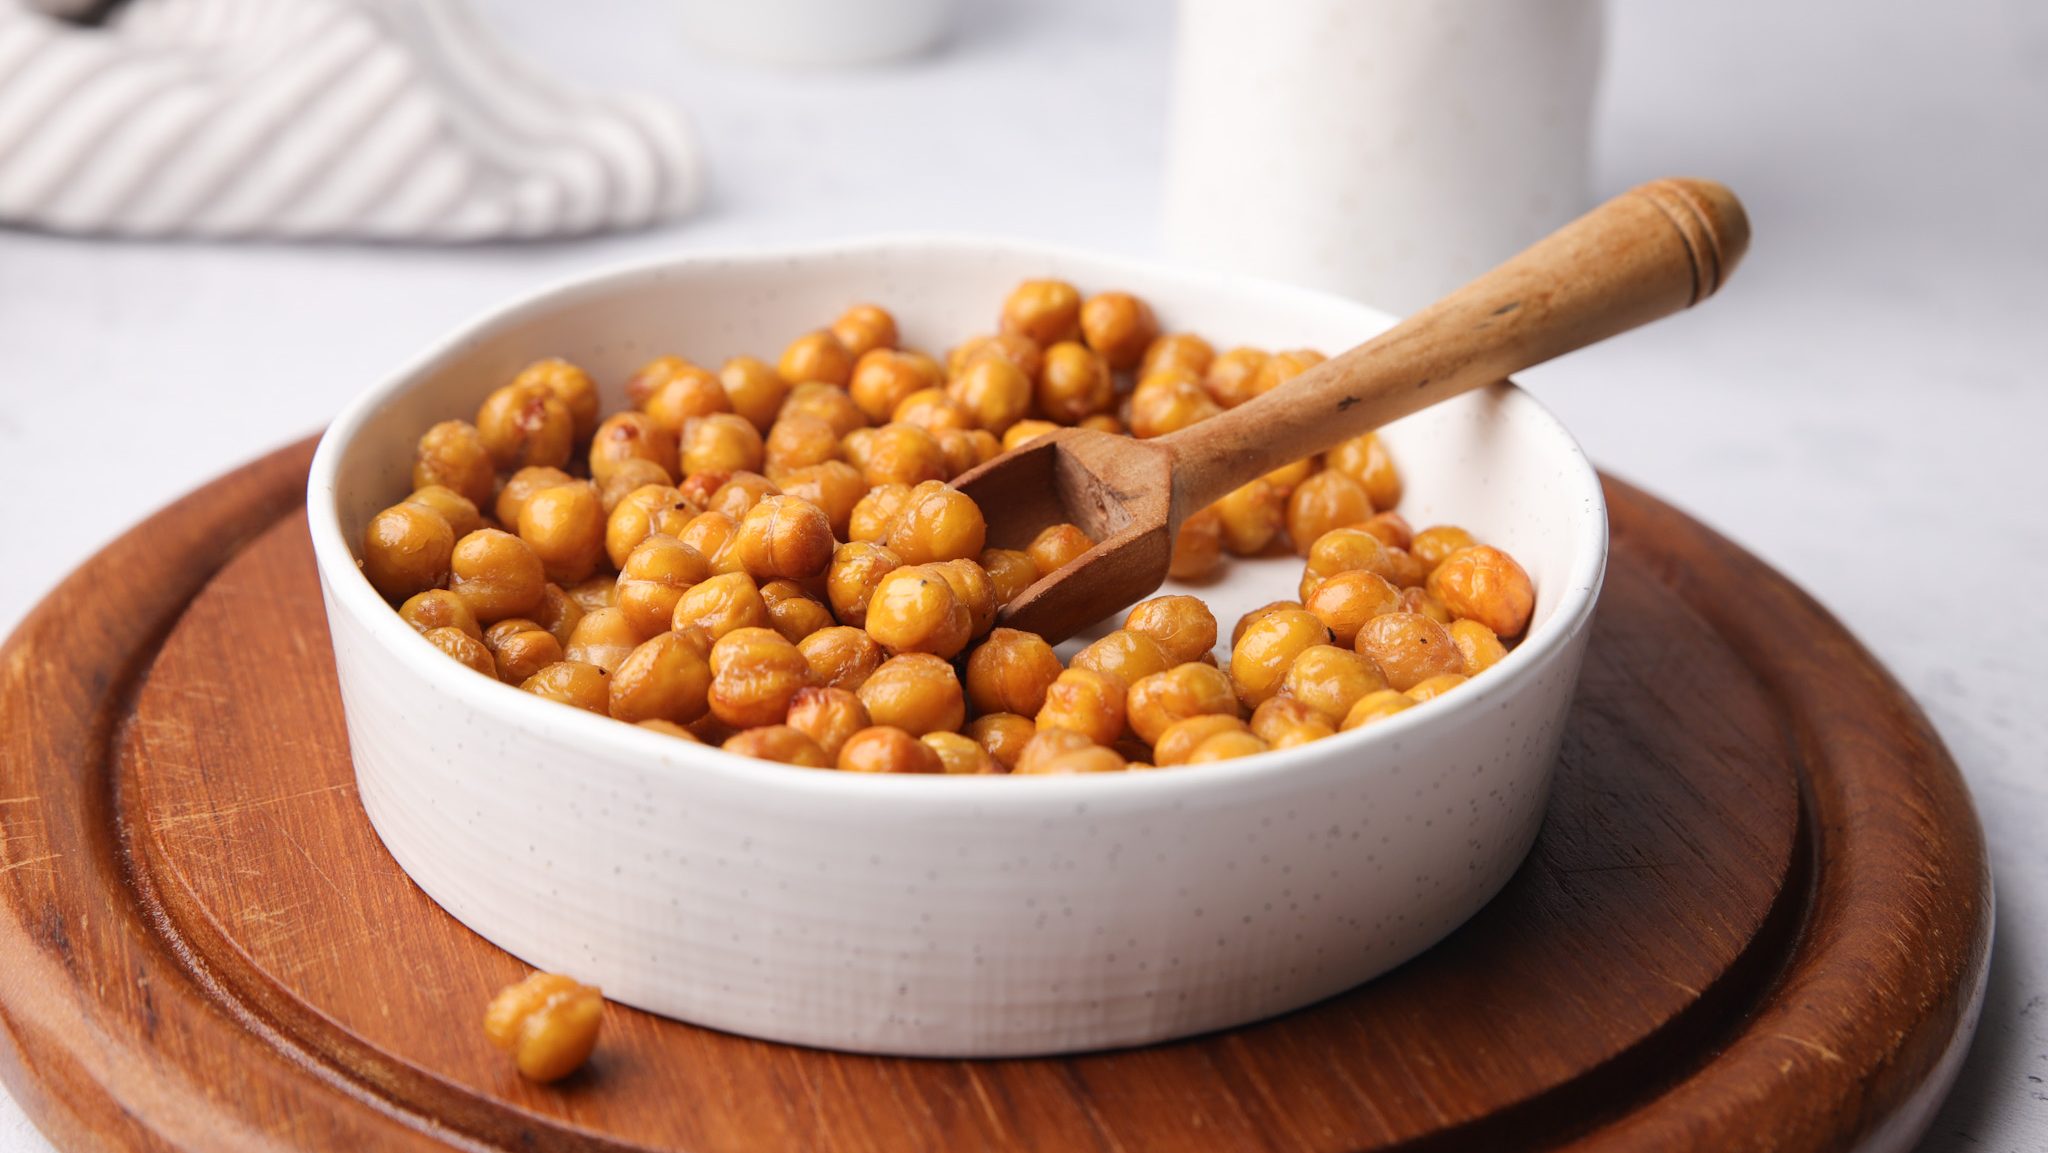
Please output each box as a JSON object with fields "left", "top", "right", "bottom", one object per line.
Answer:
{"left": 0, "top": 0, "right": 704, "bottom": 240}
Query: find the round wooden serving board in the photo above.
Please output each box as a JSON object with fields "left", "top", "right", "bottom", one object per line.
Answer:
{"left": 0, "top": 440, "right": 1989, "bottom": 1153}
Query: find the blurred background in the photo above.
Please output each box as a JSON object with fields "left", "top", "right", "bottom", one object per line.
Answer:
{"left": 1, "top": 1, "right": 2043, "bottom": 1149}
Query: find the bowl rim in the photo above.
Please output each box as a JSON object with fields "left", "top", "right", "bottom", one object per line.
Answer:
{"left": 307, "top": 233, "right": 1609, "bottom": 802}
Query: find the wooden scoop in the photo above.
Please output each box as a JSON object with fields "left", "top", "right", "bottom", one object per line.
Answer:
{"left": 952, "top": 177, "right": 1749, "bottom": 642}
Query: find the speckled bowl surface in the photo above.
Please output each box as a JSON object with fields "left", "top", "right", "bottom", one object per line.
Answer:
{"left": 306, "top": 238, "right": 1607, "bottom": 1057}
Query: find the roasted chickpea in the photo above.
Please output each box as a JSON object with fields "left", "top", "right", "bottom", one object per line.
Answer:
{"left": 676, "top": 511, "right": 738, "bottom": 573}
{"left": 483, "top": 618, "right": 565, "bottom": 684}
{"left": 855, "top": 422, "right": 946, "bottom": 488}
{"left": 1358, "top": 510, "right": 1414, "bottom": 550}
{"left": 1014, "top": 728, "right": 1124, "bottom": 775}
{"left": 521, "top": 660, "right": 611, "bottom": 715}
{"left": 532, "top": 582, "right": 584, "bottom": 648}
{"left": 637, "top": 719, "right": 702, "bottom": 742}
{"left": 865, "top": 564, "right": 972, "bottom": 658}
{"left": 719, "top": 355, "right": 790, "bottom": 433}
{"left": 449, "top": 528, "right": 546, "bottom": 624}
{"left": 1449, "top": 618, "right": 1509, "bottom": 675}
{"left": 779, "top": 329, "right": 854, "bottom": 387}
{"left": 517, "top": 482, "right": 604, "bottom": 585}
{"left": 603, "top": 484, "right": 691, "bottom": 569}
{"left": 923, "top": 731, "right": 996, "bottom": 775}
{"left": 425, "top": 625, "right": 496, "bottom": 676}
{"left": 857, "top": 653, "right": 965, "bottom": 736}
{"left": 723, "top": 725, "right": 830, "bottom": 767}
{"left": 1126, "top": 661, "right": 1238, "bottom": 744}
{"left": 1037, "top": 341, "right": 1113, "bottom": 423}
{"left": 1285, "top": 470, "right": 1374, "bottom": 554}
{"left": 706, "top": 471, "right": 780, "bottom": 521}
{"left": 1326, "top": 431, "right": 1403, "bottom": 511}
{"left": 1035, "top": 667, "right": 1126, "bottom": 746}
{"left": 965, "top": 628, "right": 1064, "bottom": 716}
{"left": 642, "top": 363, "right": 732, "bottom": 434}
{"left": 1248, "top": 349, "right": 1326, "bottom": 398}
{"left": 1123, "top": 595, "right": 1218, "bottom": 665}
{"left": 797, "top": 625, "right": 884, "bottom": 691}
{"left": 476, "top": 380, "right": 575, "bottom": 471}
{"left": 494, "top": 466, "right": 572, "bottom": 529}
{"left": 1071, "top": 629, "right": 1172, "bottom": 691}
{"left": 889, "top": 387, "right": 975, "bottom": 434}
{"left": 999, "top": 279, "right": 1082, "bottom": 346}
{"left": 1212, "top": 478, "right": 1285, "bottom": 556}
{"left": 837, "top": 726, "right": 943, "bottom": 774}
{"left": 1139, "top": 332, "right": 1215, "bottom": 379}
{"left": 413, "top": 420, "right": 496, "bottom": 509}
{"left": 847, "top": 483, "right": 911, "bottom": 544}
{"left": 1231, "top": 600, "right": 1301, "bottom": 648}
{"left": 670, "top": 571, "right": 769, "bottom": 640}
{"left": 1261, "top": 457, "right": 1318, "bottom": 500}
{"left": 1401, "top": 586, "right": 1452, "bottom": 623}
{"left": 1353, "top": 611, "right": 1464, "bottom": 691}
{"left": 947, "top": 331, "right": 1043, "bottom": 383}
{"left": 565, "top": 606, "right": 643, "bottom": 672}
{"left": 831, "top": 303, "right": 898, "bottom": 359}
{"left": 1078, "top": 290, "right": 1158, "bottom": 370}
{"left": 764, "top": 412, "right": 844, "bottom": 477}
{"left": 484, "top": 971, "right": 603, "bottom": 1084}
{"left": 1249, "top": 697, "right": 1329, "bottom": 743}
{"left": 759, "top": 579, "right": 836, "bottom": 643}
{"left": 1278, "top": 644, "right": 1387, "bottom": 723}
{"left": 705, "top": 627, "right": 808, "bottom": 729}
{"left": 1128, "top": 370, "right": 1222, "bottom": 438}
{"left": 932, "top": 558, "right": 998, "bottom": 637}
{"left": 597, "top": 459, "right": 674, "bottom": 515}
{"left": 1187, "top": 729, "right": 1270, "bottom": 764}
{"left": 399, "top": 588, "right": 481, "bottom": 638}
{"left": 848, "top": 349, "right": 940, "bottom": 423}
{"left": 947, "top": 353, "right": 1033, "bottom": 434}
{"left": 1203, "top": 347, "right": 1269, "bottom": 409}
{"left": 727, "top": 494, "right": 833, "bottom": 583}
{"left": 784, "top": 686, "right": 871, "bottom": 761}
{"left": 1230, "top": 607, "right": 1332, "bottom": 708}
{"left": 825, "top": 541, "right": 902, "bottom": 629}
{"left": 774, "top": 461, "right": 865, "bottom": 538}
{"left": 1079, "top": 413, "right": 1124, "bottom": 435}
{"left": 1407, "top": 673, "right": 1468, "bottom": 703}
{"left": 890, "top": 482, "right": 988, "bottom": 564}
{"left": 1001, "top": 419, "right": 1061, "bottom": 451}
{"left": 1341, "top": 689, "right": 1415, "bottom": 730}
{"left": 680, "top": 413, "right": 766, "bottom": 477}
{"left": 1152, "top": 714, "right": 1250, "bottom": 766}
{"left": 608, "top": 630, "right": 713, "bottom": 723}
{"left": 405, "top": 485, "right": 482, "bottom": 540}
{"left": 363, "top": 502, "right": 454, "bottom": 602}
{"left": 1169, "top": 506, "right": 1225, "bottom": 581}
{"left": 967, "top": 713, "right": 1036, "bottom": 770}
{"left": 780, "top": 381, "right": 868, "bottom": 437}
{"left": 615, "top": 536, "right": 709, "bottom": 637}
{"left": 1410, "top": 524, "right": 1479, "bottom": 573}
{"left": 934, "top": 427, "right": 999, "bottom": 478}
{"left": 1305, "top": 526, "right": 1405, "bottom": 586}
{"left": 979, "top": 548, "right": 1039, "bottom": 604}
{"left": 1427, "top": 545, "right": 1535, "bottom": 638}
{"left": 625, "top": 355, "right": 698, "bottom": 408}
{"left": 1026, "top": 522, "right": 1095, "bottom": 575}
{"left": 589, "top": 411, "right": 679, "bottom": 486}
{"left": 565, "top": 574, "right": 619, "bottom": 613}
{"left": 1303, "top": 569, "right": 1403, "bottom": 647}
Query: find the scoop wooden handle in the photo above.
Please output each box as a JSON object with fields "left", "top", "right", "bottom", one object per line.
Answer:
{"left": 1163, "top": 177, "right": 1750, "bottom": 518}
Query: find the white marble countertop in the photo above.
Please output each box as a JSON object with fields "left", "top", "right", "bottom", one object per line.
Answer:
{"left": 2, "top": 1, "right": 2043, "bottom": 1149}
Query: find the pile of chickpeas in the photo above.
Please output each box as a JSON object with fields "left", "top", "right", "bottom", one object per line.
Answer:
{"left": 362, "top": 280, "right": 1536, "bottom": 775}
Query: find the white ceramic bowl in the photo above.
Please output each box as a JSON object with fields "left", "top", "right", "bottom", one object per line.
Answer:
{"left": 307, "top": 238, "right": 1607, "bottom": 1057}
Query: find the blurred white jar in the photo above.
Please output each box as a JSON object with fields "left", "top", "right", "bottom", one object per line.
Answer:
{"left": 1162, "top": 0, "right": 1603, "bottom": 312}
{"left": 678, "top": 0, "right": 955, "bottom": 67}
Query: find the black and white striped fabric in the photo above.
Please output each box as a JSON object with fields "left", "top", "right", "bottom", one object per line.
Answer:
{"left": 0, "top": 0, "right": 703, "bottom": 239}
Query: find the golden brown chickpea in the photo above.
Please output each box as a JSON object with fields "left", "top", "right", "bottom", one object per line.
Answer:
{"left": 1026, "top": 522, "right": 1095, "bottom": 575}
{"left": 1000, "top": 419, "right": 1061, "bottom": 451}
{"left": 1285, "top": 470, "right": 1375, "bottom": 555}
{"left": 763, "top": 412, "right": 843, "bottom": 477}
{"left": 1341, "top": 689, "right": 1416, "bottom": 730}
{"left": 723, "top": 725, "right": 831, "bottom": 768}
{"left": 1449, "top": 618, "right": 1509, "bottom": 675}
{"left": 607, "top": 630, "right": 714, "bottom": 724}
{"left": 1037, "top": 341, "right": 1114, "bottom": 423}
{"left": 603, "top": 484, "right": 692, "bottom": 570}
{"left": 837, "top": 725, "right": 944, "bottom": 774}
{"left": 967, "top": 712, "right": 1036, "bottom": 771}
{"left": 1128, "top": 370, "right": 1223, "bottom": 438}
{"left": 495, "top": 466, "right": 574, "bottom": 528}
{"left": 1248, "top": 349, "right": 1326, "bottom": 398}
{"left": 615, "top": 536, "right": 710, "bottom": 637}
{"left": 400, "top": 588, "right": 481, "bottom": 638}
{"left": 999, "top": 279, "right": 1082, "bottom": 346}
{"left": 1249, "top": 697, "right": 1329, "bottom": 744}
{"left": 797, "top": 626, "right": 884, "bottom": 691}
{"left": 484, "top": 971, "right": 603, "bottom": 1084}
{"left": 1169, "top": 506, "right": 1225, "bottom": 581}
{"left": 774, "top": 460, "right": 865, "bottom": 538}
{"left": 932, "top": 558, "right": 998, "bottom": 637}
{"left": 891, "top": 386, "right": 977, "bottom": 434}
{"left": 1124, "top": 595, "right": 1219, "bottom": 665}
{"left": 589, "top": 411, "right": 680, "bottom": 486}
{"left": 507, "top": 358, "right": 599, "bottom": 445}
{"left": 1231, "top": 600, "right": 1301, "bottom": 648}
{"left": 675, "top": 510, "right": 738, "bottom": 568}
{"left": 779, "top": 328, "right": 854, "bottom": 387}
{"left": 784, "top": 686, "right": 871, "bottom": 761}
{"left": 719, "top": 355, "right": 791, "bottom": 433}
{"left": 476, "top": 380, "right": 575, "bottom": 471}
{"left": 1014, "top": 728, "right": 1125, "bottom": 775}
{"left": 1305, "top": 526, "right": 1404, "bottom": 586}
{"left": 889, "top": 482, "right": 988, "bottom": 565}
{"left": 848, "top": 348, "right": 940, "bottom": 423}
{"left": 705, "top": 627, "right": 808, "bottom": 729}
{"left": 1303, "top": 569, "right": 1403, "bottom": 647}
{"left": 979, "top": 547, "right": 1039, "bottom": 605}
{"left": 680, "top": 413, "right": 766, "bottom": 477}
{"left": 1125, "top": 661, "right": 1238, "bottom": 744}
{"left": 405, "top": 485, "right": 482, "bottom": 540}
{"left": 1427, "top": 545, "right": 1536, "bottom": 638}
{"left": 1212, "top": 478, "right": 1285, "bottom": 556}
{"left": 449, "top": 528, "right": 546, "bottom": 624}
{"left": 1406, "top": 673, "right": 1468, "bottom": 703}
{"left": 947, "top": 331, "right": 1044, "bottom": 383}
{"left": 413, "top": 420, "right": 497, "bottom": 510}
{"left": 728, "top": 495, "right": 833, "bottom": 582}
{"left": 363, "top": 502, "right": 454, "bottom": 602}
{"left": 1410, "top": 524, "right": 1479, "bottom": 573}
{"left": 1203, "top": 347, "right": 1270, "bottom": 409}
{"left": 830, "top": 303, "right": 899, "bottom": 359}
{"left": 1071, "top": 629, "right": 1172, "bottom": 692}
{"left": 517, "top": 482, "right": 605, "bottom": 585}
{"left": 425, "top": 625, "right": 496, "bottom": 676}
{"left": 857, "top": 653, "right": 965, "bottom": 736}
{"left": 624, "top": 355, "right": 698, "bottom": 408}
{"left": 923, "top": 731, "right": 997, "bottom": 775}
{"left": 847, "top": 483, "right": 910, "bottom": 544}
{"left": 759, "top": 579, "right": 836, "bottom": 643}
{"left": 1078, "top": 413, "right": 1125, "bottom": 435}
{"left": 565, "top": 606, "right": 643, "bottom": 672}
{"left": 933, "top": 427, "right": 998, "bottom": 478}
{"left": 1326, "top": 431, "right": 1403, "bottom": 511}
{"left": 856, "top": 422, "right": 947, "bottom": 488}
{"left": 1187, "top": 729, "right": 1271, "bottom": 764}
{"left": 637, "top": 719, "right": 702, "bottom": 742}
{"left": 1278, "top": 644, "right": 1387, "bottom": 724}
{"left": 707, "top": 471, "right": 780, "bottom": 521}
{"left": 1353, "top": 612, "right": 1464, "bottom": 691}
{"left": 865, "top": 564, "right": 972, "bottom": 658}
{"left": 1358, "top": 510, "right": 1414, "bottom": 550}
{"left": 1387, "top": 548, "right": 1432, "bottom": 590}
{"left": 1261, "top": 457, "right": 1318, "bottom": 500}
{"left": 483, "top": 618, "right": 565, "bottom": 685}
{"left": 824, "top": 540, "right": 902, "bottom": 628}
{"left": 670, "top": 571, "right": 769, "bottom": 641}
{"left": 565, "top": 574, "right": 618, "bottom": 613}
{"left": 779, "top": 381, "right": 868, "bottom": 437}
{"left": 964, "top": 628, "right": 1064, "bottom": 716}
{"left": 1035, "top": 667, "right": 1126, "bottom": 746}
{"left": 532, "top": 582, "right": 584, "bottom": 648}
{"left": 947, "top": 353, "right": 1034, "bottom": 434}
{"left": 1139, "top": 332, "right": 1215, "bottom": 379}
{"left": 597, "top": 459, "right": 674, "bottom": 514}
{"left": 642, "top": 363, "right": 732, "bottom": 434}
{"left": 1078, "top": 290, "right": 1159, "bottom": 370}
{"left": 521, "top": 660, "right": 611, "bottom": 715}
{"left": 1153, "top": 714, "right": 1250, "bottom": 766}
{"left": 1230, "top": 607, "right": 1332, "bottom": 708}
{"left": 1400, "top": 586, "right": 1453, "bottom": 624}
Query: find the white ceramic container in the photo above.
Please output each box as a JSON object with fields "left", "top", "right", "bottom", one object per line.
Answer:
{"left": 306, "top": 238, "right": 1607, "bottom": 1057}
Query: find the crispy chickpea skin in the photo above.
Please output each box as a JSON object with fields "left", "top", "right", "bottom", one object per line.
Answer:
{"left": 948, "top": 331, "right": 1043, "bottom": 382}
{"left": 1406, "top": 673, "right": 1469, "bottom": 703}
{"left": 1153, "top": 714, "right": 1251, "bottom": 766}
{"left": 1450, "top": 618, "right": 1509, "bottom": 675}
{"left": 518, "top": 482, "right": 606, "bottom": 585}
{"left": 1129, "top": 371, "right": 1222, "bottom": 438}
{"left": 400, "top": 589, "right": 481, "bottom": 638}
{"left": 496, "top": 466, "right": 573, "bottom": 529}
{"left": 706, "top": 627, "right": 809, "bottom": 729}
{"left": 859, "top": 422, "right": 949, "bottom": 487}
{"left": 1411, "top": 524, "right": 1479, "bottom": 573}
{"left": 615, "top": 536, "right": 710, "bottom": 637}
{"left": 1359, "top": 510, "right": 1414, "bottom": 550}
{"left": 1000, "top": 279, "right": 1082, "bottom": 346}
{"left": 1204, "top": 347, "right": 1269, "bottom": 409}
{"left": 849, "top": 348, "right": 941, "bottom": 423}
{"left": 1014, "top": 729, "right": 1125, "bottom": 775}
{"left": 719, "top": 355, "right": 790, "bottom": 433}
{"left": 831, "top": 304, "right": 900, "bottom": 360}
{"left": 484, "top": 972, "right": 603, "bottom": 1083}
{"left": 449, "top": 528, "right": 546, "bottom": 624}
{"left": 890, "top": 482, "right": 988, "bottom": 564}
{"left": 1079, "top": 290, "right": 1159, "bottom": 370}
{"left": 1169, "top": 506, "right": 1225, "bottom": 581}
{"left": 732, "top": 495, "right": 834, "bottom": 581}
{"left": 1250, "top": 697, "right": 1331, "bottom": 744}
{"left": 1126, "top": 662, "right": 1238, "bottom": 744}
{"left": 933, "top": 558, "right": 999, "bottom": 637}
{"left": 967, "top": 713, "right": 1036, "bottom": 770}
{"left": 723, "top": 725, "right": 831, "bottom": 768}
{"left": 1278, "top": 644, "right": 1387, "bottom": 724}
{"left": 1327, "top": 431, "right": 1403, "bottom": 511}
{"left": 1353, "top": 612, "right": 1464, "bottom": 691}
{"left": 1139, "top": 332, "right": 1215, "bottom": 379}
{"left": 1001, "top": 418, "right": 1060, "bottom": 451}
{"left": 625, "top": 355, "right": 701, "bottom": 408}
{"left": 680, "top": 413, "right": 766, "bottom": 477}
{"left": 511, "top": 358, "right": 600, "bottom": 443}
{"left": 1286, "top": 470, "right": 1375, "bottom": 555}
{"left": 405, "top": 485, "right": 482, "bottom": 540}
{"left": 923, "top": 731, "right": 997, "bottom": 775}
{"left": 1036, "top": 667, "right": 1126, "bottom": 746}
{"left": 779, "top": 329, "right": 854, "bottom": 387}
{"left": 1305, "top": 526, "right": 1405, "bottom": 586}
{"left": 603, "top": 483, "right": 691, "bottom": 570}
{"left": 1071, "top": 629, "right": 1172, "bottom": 691}
{"left": 565, "top": 606, "right": 643, "bottom": 672}
{"left": 520, "top": 661, "right": 611, "bottom": 715}
{"left": 1123, "top": 595, "right": 1218, "bottom": 665}
{"left": 1341, "top": 689, "right": 1416, "bottom": 730}
{"left": 671, "top": 571, "right": 769, "bottom": 641}
{"left": 798, "top": 626, "right": 884, "bottom": 691}
{"left": 784, "top": 686, "right": 871, "bottom": 761}
{"left": 1230, "top": 607, "right": 1332, "bottom": 708}
{"left": 413, "top": 420, "right": 496, "bottom": 509}
{"left": 825, "top": 540, "right": 902, "bottom": 629}
{"left": 608, "top": 630, "right": 713, "bottom": 724}
{"left": 1303, "top": 569, "right": 1403, "bottom": 647}
{"left": 1026, "top": 523, "right": 1095, "bottom": 575}
{"left": 589, "top": 411, "right": 680, "bottom": 486}
{"left": 1231, "top": 600, "right": 1301, "bottom": 648}
{"left": 642, "top": 363, "right": 732, "bottom": 434}
{"left": 775, "top": 461, "right": 866, "bottom": 538}
{"left": 425, "top": 625, "right": 496, "bottom": 677}
{"left": 947, "top": 353, "right": 1034, "bottom": 434}
{"left": 759, "top": 579, "right": 837, "bottom": 643}
{"left": 1037, "top": 341, "right": 1114, "bottom": 423}
{"left": 965, "top": 628, "right": 1064, "bottom": 716}
{"left": 781, "top": 381, "right": 868, "bottom": 437}
{"left": 565, "top": 575, "right": 619, "bottom": 613}
{"left": 979, "top": 548, "right": 1039, "bottom": 604}
{"left": 484, "top": 618, "right": 565, "bottom": 685}
{"left": 1187, "top": 729, "right": 1270, "bottom": 763}
{"left": 848, "top": 483, "right": 911, "bottom": 544}
{"left": 1427, "top": 545, "right": 1536, "bottom": 638}
{"left": 857, "top": 653, "right": 965, "bottom": 736}
{"left": 533, "top": 583, "right": 585, "bottom": 649}
{"left": 477, "top": 380, "right": 575, "bottom": 470}
{"left": 865, "top": 564, "right": 972, "bottom": 658}
{"left": 1212, "top": 478, "right": 1286, "bottom": 556}
{"left": 363, "top": 502, "right": 454, "bottom": 602}
{"left": 837, "top": 725, "right": 943, "bottom": 774}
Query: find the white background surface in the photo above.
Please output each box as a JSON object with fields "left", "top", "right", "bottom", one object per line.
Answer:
{"left": 1, "top": 1, "right": 2043, "bottom": 1149}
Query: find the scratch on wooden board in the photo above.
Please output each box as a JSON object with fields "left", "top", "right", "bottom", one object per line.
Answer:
{"left": 1769, "top": 1032, "right": 1845, "bottom": 1064}
{"left": 0, "top": 852, "right": 60, "bottom": 877}
{"left": 963, "top": 1065, "right": 1013, "bottom": 1144}
{"left": 0, "top": 795, "right": 40, "bottom": 807}
{"left": 148, "top": 782, "right": 355, "bottom": 831}
{"left": 278, "top": 826, "right": 346, "bottom": 899}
